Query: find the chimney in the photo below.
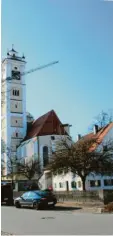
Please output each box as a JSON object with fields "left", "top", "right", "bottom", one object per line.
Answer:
{"left": 93, "top": 125, "right": 98, "bottom": 134}
{"left": 77, "top": 134, "right": 81, "bottom": 141}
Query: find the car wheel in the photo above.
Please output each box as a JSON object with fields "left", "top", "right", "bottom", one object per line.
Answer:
{"left": 15, "top": 201, "right": 21, "bottom": 208}
{"left": 50, "top": 204, "right": 55, "bottom": 209}
{"left": 33, "top": 202, "right": 40, "bottom": 210}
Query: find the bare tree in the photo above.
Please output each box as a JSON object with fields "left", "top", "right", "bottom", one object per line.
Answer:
{"left": 89, "top": 110, "right": 113, "bottom": 131}
{"left": 17, "top": 156, "right": 43, "bottom": 182}
{"left": 1, "top": 139, "right": 6, "bottom": 154}
{"left": 49, "top": 137, "right": 113, "bottom": 191}
{"left": 1, "top": 158, "right": 5, "bottom": 177}
{"left": 1, "top": 140, "right": 21, "bottom": 185}
{"left": 1, "top": 139, "right": 43, "bottom": 188}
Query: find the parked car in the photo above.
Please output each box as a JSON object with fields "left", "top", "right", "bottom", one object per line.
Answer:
{"left": 14, "top": 190, "right": 57, "bottom": 210}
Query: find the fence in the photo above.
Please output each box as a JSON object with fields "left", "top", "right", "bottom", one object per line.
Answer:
{"left": 54, "top": 190, "right": 104, "bottom": 205}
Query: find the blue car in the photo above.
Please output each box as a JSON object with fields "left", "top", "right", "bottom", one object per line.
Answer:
{"left": 14, "top": 190, "right": 57, "bottom": 210}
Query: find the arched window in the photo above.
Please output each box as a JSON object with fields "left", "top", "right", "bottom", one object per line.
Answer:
{"left": 43, "top": 146, "right": 49, "bottom": 167}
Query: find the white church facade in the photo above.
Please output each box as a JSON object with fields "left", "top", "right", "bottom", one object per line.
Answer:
{"left": 16, "top": 109, "right": 72, "bottom": 189}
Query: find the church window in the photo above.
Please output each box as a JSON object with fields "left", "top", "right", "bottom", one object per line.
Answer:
{"left": 12, "top": 71, "right": 20, "bottom": 80}
{"left": 17, "top": 90, "right": 19, "bottom": 96}
{"left": 16, "top": 132, "right": 18, "bottom": 137}
{"left": 43, "top": 146, "right": 49, "bottom": 167}
{"left": 51, "top": 136, "right": 55, "bottom": 140}
{"left": 13, "top": 90, "right": 19, "bottom": 96}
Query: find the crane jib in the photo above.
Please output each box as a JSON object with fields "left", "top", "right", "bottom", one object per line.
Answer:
{"left": 21, "top": 60, "right": 59, "bottom": 76}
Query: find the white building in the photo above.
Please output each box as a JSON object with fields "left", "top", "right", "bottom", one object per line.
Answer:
{"left": 17, "top": 109, "right": 72, "bottom": 189}
{"left": 52, "top": 123, "right": 113, "bottom": 191}
{"left": 1, "top": 47, "right": 27, "bottom": 175}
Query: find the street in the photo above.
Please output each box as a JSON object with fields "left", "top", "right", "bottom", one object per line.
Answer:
{"left": 1, "top": 206, "right": 113, "bottom": 235}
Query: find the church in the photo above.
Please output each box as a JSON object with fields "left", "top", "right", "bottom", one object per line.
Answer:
{"left": 1, "top": 47, "right": 71, "bottom": 189}
{"left": 2, "top": 47, "right": 113, "bottom": 192}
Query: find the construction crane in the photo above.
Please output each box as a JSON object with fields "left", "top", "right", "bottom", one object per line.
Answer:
{"left": 6, "top": 60, "right": 59, "bottom": 81}
{"left": 1, "top": 58, "right": 59, "bottom": 106}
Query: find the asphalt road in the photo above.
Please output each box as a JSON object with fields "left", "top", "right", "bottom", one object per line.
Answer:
{"left": 1, "top": 206, "right": 113, "bottom": 235}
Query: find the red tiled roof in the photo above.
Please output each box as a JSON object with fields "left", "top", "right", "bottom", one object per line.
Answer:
{"left": 78, "top": 122, "right": 113, "bottom": 151}
{"left": 23, "top": 110, "right": 67, "bottom": 141}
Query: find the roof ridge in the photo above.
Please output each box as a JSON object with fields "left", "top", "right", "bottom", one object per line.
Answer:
{"left": 97, "top": 122, "right": 113, "bottom": 141}
{"left": 32, "top": 110, "right": 54, "bottom": 125}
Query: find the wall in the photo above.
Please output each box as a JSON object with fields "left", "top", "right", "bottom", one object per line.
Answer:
{"left": 52, "top": 172, "right": 113, "bottom": 192}
{"left": 17, "top": 137, "right": 38, "bottom": 161}
{"left": 52, "top": 172, "right": 82, "bottom": 191}
{"left": 37, "top": 135, "right": 66, "bottom": 189}
{"left": 39, "top": 134, "right": 71, "bottom": 166}
{"left": 86, "top": 175, "right": 113, "bottom": 191}
{"left": 10, "top": 85, "right": 22, "bottom": 100}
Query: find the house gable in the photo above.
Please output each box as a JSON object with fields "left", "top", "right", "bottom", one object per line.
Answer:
{"left": 23, "top": 110, "right": 67, "bottom": 141}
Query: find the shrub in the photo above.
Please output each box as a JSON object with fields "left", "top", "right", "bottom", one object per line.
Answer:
{"left": 104, "top": 202, "right": 113, "bottom": 213}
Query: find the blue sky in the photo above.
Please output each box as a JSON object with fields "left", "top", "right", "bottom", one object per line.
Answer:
{"left": 2, "top": 0, "right": 113, "bottom": 139}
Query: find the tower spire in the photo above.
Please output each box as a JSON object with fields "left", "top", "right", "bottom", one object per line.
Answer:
{"left": 22, "top": 53, "right": 25, "bottom": 59}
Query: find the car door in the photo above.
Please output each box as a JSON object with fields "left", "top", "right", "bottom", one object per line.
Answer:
{"left": 19, "top": 192, "right": 30, "bottom": 207}
{"left": 26, "top": 192, "right": 39, "bottom": 207}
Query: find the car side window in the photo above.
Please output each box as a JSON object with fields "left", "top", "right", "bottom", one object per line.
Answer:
{"left": 21, "top": 192, "right": 29, "bottom": 199}
{"left": 28, "top": 192, "right": 37, "bottom": 199}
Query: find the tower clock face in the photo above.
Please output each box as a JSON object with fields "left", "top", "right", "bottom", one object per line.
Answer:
{"left": 12, "top": 70, "right": 21, "bottom": 80}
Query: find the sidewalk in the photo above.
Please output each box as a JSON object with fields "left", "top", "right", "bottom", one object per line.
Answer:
{"left": 56, "top": 201, "right": 104, "bottom": 213}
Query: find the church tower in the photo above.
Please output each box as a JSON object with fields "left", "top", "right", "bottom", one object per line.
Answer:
{"left": 1, "top": 46, "right": 27, "bottom": 174}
